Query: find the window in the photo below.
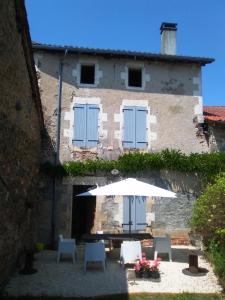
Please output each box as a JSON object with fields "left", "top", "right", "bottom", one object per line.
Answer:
{"left": 128, "top": 67, "right": 142, "bottom": 88}
{"left": 123, "top": 106, "right": 147, "bottom": 149}
{"left": 73, "top": 104, "right": 99, "bottom": 147}
{"left": 123, "top": 196, "right": 146, "bottom": 231}
{"left": 80, "top": 65, "right": 95, "bottom": 84}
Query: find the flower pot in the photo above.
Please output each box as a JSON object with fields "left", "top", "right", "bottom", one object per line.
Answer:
{"left": 135, "top": 270, "right": 143, "bottom": 278}
{"left": 143, "top": 271, "right": 151, "bottom": 278}
{"left": 150, "top": 270, "right": 160, "bottom": 279}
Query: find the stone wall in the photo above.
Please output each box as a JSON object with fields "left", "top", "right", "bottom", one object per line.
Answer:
{"left": 33, "top": 50, "right": 209, "bottom": 163}
{"left": 38, "top": 170, "right": 203, "bottom": 244}
{"left": 207, "top": 123, "right": 225, "bottom": 152}
{"left": 0, "top": 0, "right": 43, "bottom": 286}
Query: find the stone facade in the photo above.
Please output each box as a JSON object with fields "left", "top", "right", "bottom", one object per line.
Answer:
{"left": 207, "top": 123, "right": 225, "bottom": 152}
{"left": 0, "top": 0, "right": 43, "bottom": 286}
{"left": 33, "top": 29, "right": 213, "bottom": 245}
{"left": 49, "top": 171, "right": 202, "bottom": 244}
{"left": 203, "top": 106, "right": 225, "bottom": 152}
{"left": 34, "top": 50, "right": 210, "bottom": 162}
{"left": 37, "top": 170, "right": 203, "bottom": 245}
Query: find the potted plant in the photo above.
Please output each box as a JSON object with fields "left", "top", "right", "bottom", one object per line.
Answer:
{"left": 35, "top": 242, "right": 44, "bottom": 252}
{"left": 149, "top": 258, "right": 161, "bottom": 279}
{"left": 134, "top": 253, "right": 161, "bottom": 279}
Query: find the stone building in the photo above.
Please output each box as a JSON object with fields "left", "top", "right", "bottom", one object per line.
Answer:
{"left": 33, "top": 23, "right": 214, "bottom": 244}
{"left": 203, "top": 106, "right": 225, "bottom": 152}
{"left": 0, "top": 0, "right": 43, "bottom": 286}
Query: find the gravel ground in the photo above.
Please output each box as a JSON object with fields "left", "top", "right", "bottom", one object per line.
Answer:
{"left": 5, "top": 245, "right": 223, "bottom": 297}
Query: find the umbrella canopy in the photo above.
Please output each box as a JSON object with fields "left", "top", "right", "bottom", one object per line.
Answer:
{"left": 77, "top": 178, "right": 176, "bottom": 198}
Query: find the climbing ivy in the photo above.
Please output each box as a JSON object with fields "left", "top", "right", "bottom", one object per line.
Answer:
{"left": 40, "top": 149, "right": 225, "bottom": 183}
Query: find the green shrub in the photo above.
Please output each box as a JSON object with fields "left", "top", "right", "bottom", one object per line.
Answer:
{"left": 190, "top": 172, "right": 225, "bottom": 243}
{"left": 206, "top": 240, "right": 225, "bottom": 285}
{"left": 190, "top": 173, "right": 225, "bottom": 284}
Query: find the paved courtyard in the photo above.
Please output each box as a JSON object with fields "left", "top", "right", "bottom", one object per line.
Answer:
{"left": 5, "top": 245, "right": 223, "bottom": 297}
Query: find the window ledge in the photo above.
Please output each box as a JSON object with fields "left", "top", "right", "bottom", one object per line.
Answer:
{"left": 72, "top": 146, "right": 98, "bottom": 153}
{"left": 78, "top": 83, "right": 98, "bottom": 88}
{"left": 126, "top": 85, "right": 144, "bottom": 91}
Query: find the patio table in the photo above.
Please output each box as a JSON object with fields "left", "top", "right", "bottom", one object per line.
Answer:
{"left": 82, "top": 232, "right": 153, "bottom": 243}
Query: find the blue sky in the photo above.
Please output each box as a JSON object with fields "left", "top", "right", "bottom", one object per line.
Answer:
{"left": 25, "top": 0, "right": 225, "bottom": 106}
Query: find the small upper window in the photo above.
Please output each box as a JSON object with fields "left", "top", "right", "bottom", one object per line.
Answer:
{"left": 128, "top": 68, "right": 142, "bottom": 88}
{"left": 80, "top": 65, "right": 95, "bottom": 84}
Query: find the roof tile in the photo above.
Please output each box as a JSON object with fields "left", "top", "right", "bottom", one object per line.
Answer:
{"left": 203, "top": 106, "right": 225, "bottom": 122}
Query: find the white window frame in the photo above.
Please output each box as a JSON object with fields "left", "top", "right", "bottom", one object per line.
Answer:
{"left": 74, "top": 59, "right": 102, "bottom": 88}
{"left": 79, "top": 63, "right": 96, "bottom": 87}
{"left": 118, "top": 99, "right": 151, "bottom": 151}
{"left": 125, "top": 64, "right": 145, "bottom": 91}
{"left": 63, "top": 97, "right": 106, "bottom": 153}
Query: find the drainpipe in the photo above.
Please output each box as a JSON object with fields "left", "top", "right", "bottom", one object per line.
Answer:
{"left": 51, "top": 49, "right": 68, "bottom": 248}
{"left": 55, "top": 58, "right": 63, "bottom": 163}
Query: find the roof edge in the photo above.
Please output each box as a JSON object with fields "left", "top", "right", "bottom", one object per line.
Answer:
{"left": 32, "top": 42, "right": 214, "bottom": 66}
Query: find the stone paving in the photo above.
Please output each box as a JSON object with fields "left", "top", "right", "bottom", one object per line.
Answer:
{"left": 5, "top": 245, "right": 223, "bottom": 297}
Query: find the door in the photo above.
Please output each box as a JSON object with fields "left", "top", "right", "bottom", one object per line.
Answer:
{"left": 123, "top": 196, "right": 146, "bottom": 231}
{"left": 72, "top": 185, "right": 96, "bottom": 239}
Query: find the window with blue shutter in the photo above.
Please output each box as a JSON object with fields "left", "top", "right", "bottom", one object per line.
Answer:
{"left": 123, "top": 196, "right": 146, "bottom": 231}
{"left": 135, "top": 196, "right": 147, "bottom": 230}
{"left": 73, "top": 104, "right": 99, "bottom": 148}
{"left": 136, "top": 107, "right": 148, "bottom": 149}
{"left": 123, "top": 196, "right": 130, "bottom": 231}
{"left": 73, "top": 104, "right": 86, "bottom": 147}
{"left": 123, "top": 106, "right": 147, "bottom": 149}
{"left": 123, "top": 107, "right": 135, "bottom": 148}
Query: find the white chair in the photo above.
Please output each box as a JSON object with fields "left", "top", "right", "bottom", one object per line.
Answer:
{"left": 96, "top": 230, "right": 104, "bottom": 243}
{"left": 96, "top": 230, "right": 112, "bottom": 250}
{"left": 120, "top": 241, "right": 142, "bottom": 267}
{"left": 84, "top": 241, "right": 106, "bottom": 272}
{"left": 153, "top": 235, "right": 172, "bottom": 262}
{"left": 57, "top": 235, "right": 76, "bottom": 263}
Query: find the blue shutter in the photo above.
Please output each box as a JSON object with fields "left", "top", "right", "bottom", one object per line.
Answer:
{"left": 123, "top": 107, "right": 135, "bottom": 148}
{"left": 123, "top": 196, "right": 135, "bottom": 231}
{"left": 73, "top": 104, "right": 86, "bottom": 147}
{"left": 86, "top": 104, "right": 99, "bottom": 147}
{"left": 123, "top": 196, "right": 130, "bottom": 231}
{"left": 135, "top": 107, "right": 147, "bottom": 149}
{"left": 135, "top": 196, "right": 146, "bottom": 230}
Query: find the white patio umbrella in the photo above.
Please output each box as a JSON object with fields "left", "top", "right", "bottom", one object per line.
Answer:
{"left": 77, "top": 178, "right": 176, "bottom": 233}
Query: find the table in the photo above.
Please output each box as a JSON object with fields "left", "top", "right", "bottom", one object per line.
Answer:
{"left": 82, "top": 232, "right": 153, "bottom": 242}
{"left": 82, "top": 233, "right": 153, "bottom": 250}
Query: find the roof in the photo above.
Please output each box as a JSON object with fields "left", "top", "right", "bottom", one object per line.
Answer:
{"left": 203, "top": 106, "right": 225, "bottom": 122}
{"left": 32, "top": 42, "right": 214, "bottom": 66}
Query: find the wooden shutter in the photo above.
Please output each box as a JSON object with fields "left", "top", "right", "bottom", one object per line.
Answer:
{"left": 135, "top": 196, "right": 146, "bottom": 230}
{"left": 86, "top": 104, "right": 99, "bottom": 147}
{"left": 123, "top": 196, "right": 135, "bottom": 231}
{"left": 135, "top": 107, "right": 147, "bottom": 149}
{"left": 123, "top": 106, "right": 135, "bottom": 148}
{"left": 73, "top": 104, "right": 86, "bottom": 147}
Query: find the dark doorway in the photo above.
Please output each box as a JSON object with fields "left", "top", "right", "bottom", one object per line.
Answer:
{"left": 72, "top": 185, "right": 96, "bottom": 240}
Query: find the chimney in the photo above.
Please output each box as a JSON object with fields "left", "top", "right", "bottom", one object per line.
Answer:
{"left": 160, "top": 22, "right": 177, "bottom": 55}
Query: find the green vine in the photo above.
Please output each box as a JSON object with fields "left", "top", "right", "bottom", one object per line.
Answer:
{"left": 40, "top": 149, "right": 225, "bottom": 182}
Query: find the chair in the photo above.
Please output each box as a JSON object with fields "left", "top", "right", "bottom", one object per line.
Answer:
{"left": 96, "top": 230, "right": 104, "bottom": 243}
{"left": 120, "top": 241, "right": 142, "bottom": 267}
{"left": 96, "top": 230, "right": 112, "bottom": 250}
{"left": 84, "top": 241, "right": 106, "bottom": 272}
{"left": 57, "top": 235, "right": 76, "bottom": 263}
{"left": 153, "top": 235, "right": 172, "bottom": 262}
